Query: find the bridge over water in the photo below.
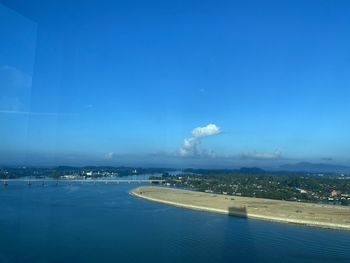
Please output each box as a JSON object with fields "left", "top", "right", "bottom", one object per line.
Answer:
{"left": 0, "top": 179, "right": 165, "bottom": 187}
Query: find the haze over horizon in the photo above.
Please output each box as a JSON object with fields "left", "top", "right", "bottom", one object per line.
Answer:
{"left": 1, "top": 0, "right": 350, "bottom": 167}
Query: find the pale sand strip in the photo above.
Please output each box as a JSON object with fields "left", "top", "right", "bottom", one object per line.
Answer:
{"left": 130, "top": 186, "right": 350, "bottom": 231}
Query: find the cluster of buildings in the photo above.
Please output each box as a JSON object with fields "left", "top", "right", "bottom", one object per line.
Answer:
{"left": 61, "top": 170, "right": 117, "bottom": 180}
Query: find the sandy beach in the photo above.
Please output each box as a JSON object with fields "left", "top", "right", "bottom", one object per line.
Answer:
{"left": 131, "top": 186, "right": 350, "bottom": 231}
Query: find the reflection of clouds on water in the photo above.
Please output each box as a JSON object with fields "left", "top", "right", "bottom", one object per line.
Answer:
{"left": 0, "top": 65, "right": 32, "bottom": 113}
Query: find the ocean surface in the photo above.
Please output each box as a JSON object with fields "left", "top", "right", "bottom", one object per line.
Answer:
{"left": 0, "top": 180, "right": 349, "bottom": 263}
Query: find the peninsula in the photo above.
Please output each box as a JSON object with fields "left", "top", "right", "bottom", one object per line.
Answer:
{"left": 131, "top": 186, "right": 350, "bottom": 231}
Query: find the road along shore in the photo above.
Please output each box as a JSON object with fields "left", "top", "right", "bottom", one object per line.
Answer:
{"left": 130, "top": 186, "right": 350, "bottom": 231}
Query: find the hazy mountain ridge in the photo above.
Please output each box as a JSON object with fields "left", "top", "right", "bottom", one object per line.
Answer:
{"left": 279, "top": 162, "right": 350, "bottom": 173}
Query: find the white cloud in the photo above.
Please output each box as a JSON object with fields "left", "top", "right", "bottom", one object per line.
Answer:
{"left": 105, "top": 152, "right": 116, "bottom": 160}
{"left": 192, "top": 123, "right": 221, "bottom": 138}
{"left": 240, "top": 150, "right": 282, "bottom": 160}
{"left": 179, "top": 124, "right": 221, "bottom": 157}
{"left": 179, "top": 137, "right": 200, "bottom": 157}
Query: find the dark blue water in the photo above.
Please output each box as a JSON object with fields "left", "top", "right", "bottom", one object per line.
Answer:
{"left": 0, "top": 182, "right": 349, "bottom": 263}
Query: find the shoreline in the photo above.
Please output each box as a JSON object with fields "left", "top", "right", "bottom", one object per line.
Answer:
{"left": 130, "top": 186, "right": 350, "bottom": 231}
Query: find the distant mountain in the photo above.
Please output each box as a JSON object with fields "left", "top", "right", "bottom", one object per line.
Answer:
{"left": 279, "top": 162, "right": 350, "bottom": 173}
{"left": 183, "top": 167, "right": 266, "bottom": 175}
{"left": 238, "top": 167, "right": 266, "bottom": 174}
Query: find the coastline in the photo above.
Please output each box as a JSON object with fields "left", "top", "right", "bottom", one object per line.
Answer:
{"left": 130, "top": 186, "right": 350, "bottom": 231}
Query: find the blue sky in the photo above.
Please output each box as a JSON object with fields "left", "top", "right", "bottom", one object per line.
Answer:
{"left": 1, "top": 0, "right": 350, "bottom": 167}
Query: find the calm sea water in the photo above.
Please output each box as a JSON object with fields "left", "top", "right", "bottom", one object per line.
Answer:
{"left": 0, "top": 181, "right": 349, "bottom": 263}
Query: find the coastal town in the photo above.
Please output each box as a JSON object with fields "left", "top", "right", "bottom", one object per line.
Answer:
{"left": 0, "top": 166, "right": 168, "bottom": 180}
{"left": 1, "top": 166, "right": 349, "bottom": 206}
{"left": 153, "top": 168, "right": 350, "bottom": 206}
